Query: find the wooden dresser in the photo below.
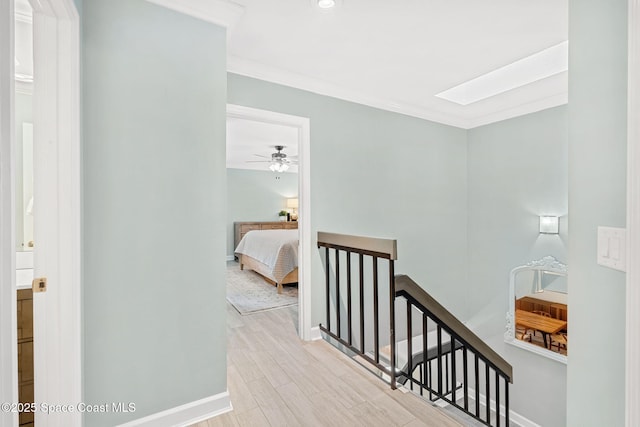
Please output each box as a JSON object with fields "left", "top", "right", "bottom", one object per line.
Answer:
{"left": 234, "top": 221, "right": 298, "bottom": 256}
{"left": 17, "top": 289, "right": 34, "bottom": 427}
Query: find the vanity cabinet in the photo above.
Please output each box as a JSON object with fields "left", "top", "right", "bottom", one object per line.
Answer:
{"left": 17, "top": 288, "right": 34, "bottom": 426}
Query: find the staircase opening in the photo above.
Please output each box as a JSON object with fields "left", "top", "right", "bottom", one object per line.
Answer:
{"left": 318, "top": 232, "right": 513, "bottom": 427}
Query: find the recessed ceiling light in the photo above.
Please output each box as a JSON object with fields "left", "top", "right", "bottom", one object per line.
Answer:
{"left": 435, "top": 41, "right": 569, "bottom": 106}
{"left": 318, "top": 0, "right": 336, "bottom": 9}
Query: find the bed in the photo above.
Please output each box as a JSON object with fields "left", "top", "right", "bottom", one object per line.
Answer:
{"left": 234, "top": 228, "right": 299, "bottom": 294}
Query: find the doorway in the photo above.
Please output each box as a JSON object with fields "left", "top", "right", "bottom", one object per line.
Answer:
{"left": 226, "top": 104, "right": 312, "bottom": 340}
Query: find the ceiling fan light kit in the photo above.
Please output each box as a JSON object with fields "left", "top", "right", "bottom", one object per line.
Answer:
{"left": 317, "top": 0, "right": 336, "bottom": 9}
{"left": 247, "top": 145, "right": 297, "bottom": 173}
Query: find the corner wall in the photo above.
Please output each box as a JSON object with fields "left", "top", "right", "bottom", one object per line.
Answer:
{"left": 228, "top": 73, "right": 469, "bottom": 324}
{"left": 82, "top": 1, "right": 228, "bottom": 425}
{"left": 467, "top": 106, "right": 568, "bottom": 427}
{"left": 567, "top": 0, "right": 628, "bottom": 425}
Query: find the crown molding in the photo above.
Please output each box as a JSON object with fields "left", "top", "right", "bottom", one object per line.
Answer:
{"left": 228, "top": 55, "right": 568, "bottom": 130}
{"left": 145, "top": 0, "right": 244, "bottom": 29}
{"left": 227, "top": 55, "right": 470, "bottom": 129}
{"left": 465, "top": 92, "right": 568, "bottom": 129}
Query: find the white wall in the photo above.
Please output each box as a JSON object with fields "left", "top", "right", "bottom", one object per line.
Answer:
{"left": 226, "top": 168, "right": 298, "bottom": 256}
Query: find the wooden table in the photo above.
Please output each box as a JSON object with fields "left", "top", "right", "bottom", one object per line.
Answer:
{"left": 515, "top": 309, "right": 567, "bottom": 348}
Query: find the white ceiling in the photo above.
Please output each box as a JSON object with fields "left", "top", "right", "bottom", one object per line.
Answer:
{"left": 227, "top": 0, "right": 568, "bottom": 129}
{"left": 13, "top": 0, "right": 569, "bottom": 170}
{"left": 226, "top": 117, "right": 299, "bottom": 173}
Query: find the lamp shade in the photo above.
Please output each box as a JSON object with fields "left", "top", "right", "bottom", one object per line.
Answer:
{"left": 287, "top": 198, "right": 299, "bottom": 209}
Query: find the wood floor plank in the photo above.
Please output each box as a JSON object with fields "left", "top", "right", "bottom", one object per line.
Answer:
{"left": 235, "top": 407, "right": 270, "bottom": 426}
{"left": 275, "top": 382, "right": 324, "bottom": 426}
{"left": 197, "top": 303, "right": 463, "bottom": 427}
{"left": 204, "top": 411, "right": 240, "bottom": 427}
{"left": 248, "top": 377, "right": 300, "bottom": 427}
{"left": 227, "top": 364, "right": 259, "bottom": 414}
{"left": 249, "top": 349, "right": 293, "bottom": 388}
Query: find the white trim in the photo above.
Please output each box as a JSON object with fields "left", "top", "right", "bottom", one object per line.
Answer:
{"left": 627, "top": 1, "right": 640, "bottom": 426}
{"left": 465, "top": 92, "right": 568, "bottom": 129}
{"left": 15, "top": 80, "right": 33, "bottom": 95}
{"left": 227, "top": 55, "right": 568, "bottom": 130}
{"left": 459, "top": 388, "right": 541, "bottom": 427}
{"left": 226, "top": 104, "right": 313, "bottom": 341}
{"left": 29, "top": 0, "right": 82, "bottom": 425}
{"left": 227, "top": 56, "right": 465, "bottom": 128}
{"left": 116, "top": 391, "right": 233, "bottom": 427}
{"left": 144, "top": 0, "right": 244, "bottom": 29}
{"left": 226, "top": 255, "right": 235, "bottom": 262}
{"left": 310, "top": 326, "right": 322, "bottom": 341}
{"left": 0, "top": 0, "right": 19, "bottom": 425}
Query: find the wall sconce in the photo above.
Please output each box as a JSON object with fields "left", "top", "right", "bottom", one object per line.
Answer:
{"left": 539, "top": 216, "right": 559, "bottom": 234}
{"left": 287, "top": 198, "right": 299, "bottom": 221}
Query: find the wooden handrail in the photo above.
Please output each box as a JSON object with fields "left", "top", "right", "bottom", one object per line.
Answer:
{"left": 395, "top": 274, "right": 513, "bottom": 383}
{"left": 317, "top": 231, "right": 397, "bottom": 260}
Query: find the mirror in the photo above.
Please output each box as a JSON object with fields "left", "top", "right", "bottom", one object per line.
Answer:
{"left": 505, "top": 256, "right": 568, "bottom": 363}
{"left": 15, "top": 1, "right": 33, "bottom": 252}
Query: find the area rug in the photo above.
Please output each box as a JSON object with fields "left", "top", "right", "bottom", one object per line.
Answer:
{"left": 226, "top": 262, "right": 298, "bottom": 315}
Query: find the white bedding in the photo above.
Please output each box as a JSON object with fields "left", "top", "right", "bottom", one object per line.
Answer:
{"left": 234, "top": 229, "right": 299, "bottom": 283}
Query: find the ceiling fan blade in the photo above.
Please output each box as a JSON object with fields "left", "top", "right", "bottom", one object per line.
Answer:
{"left": 253, "top": 154, "right": 271, "bottom": 159}
{"left": 245, "top": 160, "right": 271, "bottom": 163}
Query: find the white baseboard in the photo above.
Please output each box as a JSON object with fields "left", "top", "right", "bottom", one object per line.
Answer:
{"left": 117, "top": 391, "right": 232, "bottom": 427}
{"left": 310, "top": 326, "right": 322, "bottom": 341}
{"left": 463, "top": 388, "right": 540, "bottom": 427}
{"left": 226, "top": 255, "right": 235, "bottom": 261}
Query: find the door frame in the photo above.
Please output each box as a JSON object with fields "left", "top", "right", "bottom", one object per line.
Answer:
{"left": 0, "top": 0, "right": 81, "bottom": 426}
{"left": 227, "top": 104, "right": 313, "bottom": 340}
{"left": 0, "top": 0, "right": 18, "bottom": 424}
{"left": 627, "top": 1, "right": 640, "bottom": 425}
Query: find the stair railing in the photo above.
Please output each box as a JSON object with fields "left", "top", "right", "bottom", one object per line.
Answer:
{"left": 395, "top": 275, "right": 512, "bottom": 427}
{"left": 318, "top": 232, "right": 513, "bottom": 427}
{"left": 317, "top": 231, "right": 399, "bottom": 388}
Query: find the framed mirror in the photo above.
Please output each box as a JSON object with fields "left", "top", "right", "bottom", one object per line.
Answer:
{"left": 505, "top": 256, "right": 568, "bottom": 363}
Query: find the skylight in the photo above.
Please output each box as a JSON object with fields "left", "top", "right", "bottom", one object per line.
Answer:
{"left": 435, "top": 41, "right": 569, "bottom": 106}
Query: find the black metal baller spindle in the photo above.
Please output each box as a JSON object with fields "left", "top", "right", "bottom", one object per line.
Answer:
{"left": 325, "top": 246, "right": 330, "bottom": 332}
{"left": 335, "top": 248, "right": 341, "bottom": 339}
{"left": 346, "top": 251, "right": 352, "bottom": 346}
{"left": 373, "top": 256, "right": 379, "bottom": 363}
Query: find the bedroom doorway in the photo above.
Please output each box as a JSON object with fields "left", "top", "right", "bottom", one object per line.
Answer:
{"left": 226, "top": 104, "right": 312, "bottom": 340}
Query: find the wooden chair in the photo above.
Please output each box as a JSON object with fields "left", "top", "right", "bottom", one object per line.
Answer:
{"left": 515, "top": 323, "right": 531, "bottom": 342}
{"left": 528, "top": 310, "right": 551, "bottom": 338}
{"left": 550, "top": 332, "right": 568, "bottom": 353}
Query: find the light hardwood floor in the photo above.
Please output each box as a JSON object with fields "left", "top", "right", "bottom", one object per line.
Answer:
{"left": 191, "top": 303, "right": 463, "bottom": 427}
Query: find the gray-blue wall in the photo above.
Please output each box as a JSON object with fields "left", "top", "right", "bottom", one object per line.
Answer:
{"left": 467, "top": 105, "right": 568, "bottom": 427}
{"left": 567, "top": 0, "right": 627, "bottom": 425}
{"left": 226, "top": 168, "right": 298, "bottom": 256}
{"left": 228, "top": 73, "right": 470, "bottom": 325}
{"left": 82, "top": 1, "right": 227, "bottom": 425}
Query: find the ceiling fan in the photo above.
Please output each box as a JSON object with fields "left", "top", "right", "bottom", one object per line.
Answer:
{"left": 247, "top": 145, "right": 298, "bottom": 172}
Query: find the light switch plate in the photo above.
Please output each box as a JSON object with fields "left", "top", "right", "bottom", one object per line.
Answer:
{"left": 597, "top": 226, "right": 627, "bottom": 272}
